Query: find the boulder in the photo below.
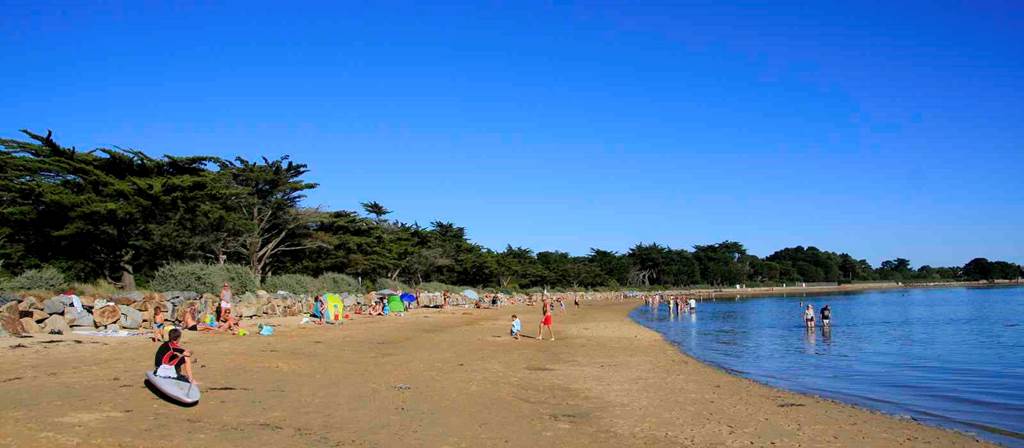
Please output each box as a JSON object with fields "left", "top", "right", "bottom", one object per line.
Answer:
{"left": 162, "top": 291, "right": 199, "bottom": 304}
{"left": 1, "top": 314, "right": 25, "bottom": 335}
{"left": 112, "top": 297, "right": 135, "bottom": 306}
{"left": 26, "top": 296, "right": 45, "bottom": 310}
{"left": 19, "top": 317, "right": 42, "bottom": 334}
{"left": 1, "top": 300, "right": 20, "bottom": 317}
{"left": 30, "top": 309, "right": 49, "bottom": 322}
{"left": 79, "top": 295, "right": 96, "bottom": 307}
{"left": 43, "top": 297, "right": 67, "bottom": 314}
{"left": 17, "top": 300, "right": 30, "bottom": 311}
{"left": 65, "top": 308, "right": 94, "bottom": 327}
{"left": 236, "top": 303, "right": 258, "bottom": 318}
{"left": 131, "top": 300, "right": 153, "bottom": 312}
{"left": 118, "top": 305, "right": 143, "bottom": 329}
{"left": 42, "top": 315, "right": 71, "bottom": 335}
{"left": 237, "top": 292, "right": 256, "bottom": 304}
{"left": 93, "top": 304, "right": 121, "bottom": 326}
{"left": 112, "top": 291, "right": 144, "bottom": 302}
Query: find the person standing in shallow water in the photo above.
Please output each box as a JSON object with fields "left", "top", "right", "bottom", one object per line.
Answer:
{"left": 820, "top": 305, "right": 831, "bottom": 328}
{"left": 804, "top": 304, "right": 815, "bottom": 329}
{"left": 538, "top": 298, "right": 555, "bottom": 341}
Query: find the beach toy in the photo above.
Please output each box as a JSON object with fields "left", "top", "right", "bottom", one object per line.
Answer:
{"left": 237, "top": 329, "right": 248, "bottom": 336}
{"left": 343, "top": 313, "right": 350, "bottom": 319}
{"left": 259, "top": 324, "right": 274, "bottom": 336}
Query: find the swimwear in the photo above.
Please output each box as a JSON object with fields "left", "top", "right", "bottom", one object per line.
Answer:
{"left": 542, "top": 314, "right": 553, "bottom": 326}
{"left": 154, "top": 341, "right": 185, "bottom": 376}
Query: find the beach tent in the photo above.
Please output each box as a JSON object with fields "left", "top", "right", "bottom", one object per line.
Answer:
{"left": 376, "top": 288, "right": 400, "bottom": 296}
{"left": 462, "top": 289, "right": 480, "bottom": 301}
{"left": 324, "top": 293, "right": 344, "bottom": 322}
{"left": 400, "top": 292, "right": 416, "bottom": 303}
{"left": 386, "top": 294, "right": 405, "bottom": 313}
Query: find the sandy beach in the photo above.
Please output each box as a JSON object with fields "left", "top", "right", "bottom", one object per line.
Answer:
{"left": 0, "top": 299, "right": 993, "bottom": 447}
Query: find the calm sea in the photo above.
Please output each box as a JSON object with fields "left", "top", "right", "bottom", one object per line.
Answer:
{"left": 631, "top": 286, "right": 1024, "bottom": 447}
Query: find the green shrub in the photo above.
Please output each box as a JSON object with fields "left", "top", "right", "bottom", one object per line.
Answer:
{"left": 264, "top": 274, "right": 319, "bottom": 295}
{"left": 317, "top": 272, "right": 361, "bottom": 294}
{"left": 72, "top": 280, "right": 118, "bottom": 297}
{"left": 416, "top": 281, "right": 457, "bottom": 292}
{"left": 149, "top": 263, "right": 257, "bottom": 294}
{"left": 0, "top": 267, "right": 68, "bottom": 292}
{"left": 374, "top": 278, "right": 409, "bottom": 292}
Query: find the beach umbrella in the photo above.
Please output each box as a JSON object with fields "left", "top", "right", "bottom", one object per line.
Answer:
{"left": 400, "top": 292, "right": 416, "bottom": 303}
{"left": 462, "top": 289, "right": 480, "bottom": 301}
{"left": 375, "top": 288, "right": 399, "bottom": 296}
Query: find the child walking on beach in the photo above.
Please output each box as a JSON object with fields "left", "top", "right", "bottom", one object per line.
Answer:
{"left": 511, "top": 314, "right": 521, "bottom": 339}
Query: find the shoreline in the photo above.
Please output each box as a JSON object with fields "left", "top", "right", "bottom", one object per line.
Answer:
{"left": 0, "top": 298, "right": 994, "bottom": 447}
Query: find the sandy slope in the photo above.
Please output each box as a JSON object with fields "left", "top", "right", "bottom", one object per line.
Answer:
{"left": 0, "top": 300, "right": 992, "bottom": 447}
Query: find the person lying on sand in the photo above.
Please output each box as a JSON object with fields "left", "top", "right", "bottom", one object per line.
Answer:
{"left": 154, "top": 328, "right": 197, "bottom": 384}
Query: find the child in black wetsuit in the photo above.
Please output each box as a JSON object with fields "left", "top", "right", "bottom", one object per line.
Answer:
{"left": 154, "top": 328, "right": 196, "bottom": 383}
{"left": 820, "top": 305, "right": 831, "bottom": 328}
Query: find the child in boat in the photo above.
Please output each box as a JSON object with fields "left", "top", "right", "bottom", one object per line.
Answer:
{"left": 154, "top": 328, "right": 196, "bottom": 384}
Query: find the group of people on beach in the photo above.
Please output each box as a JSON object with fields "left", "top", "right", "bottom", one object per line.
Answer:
{"left": 150, "top": 283, "right": 246, "bottom": 384}
{"left": 644, "top": 294, "right": 698, "bottom": 314}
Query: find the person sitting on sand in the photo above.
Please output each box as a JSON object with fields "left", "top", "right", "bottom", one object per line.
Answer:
{"left": 820, "top": 305, "right": 831, "bottom": 328}
{"left": 154, "top": 328, "right": 197, "bottom": 384}
{"left": 150, "top": 307, "right": 167, "bottom": 342}
{"left": 382, "top": 300, "right": 391, "bottom": 316}
{"left": 511, "top": 314, "right": 521, "bottom": 339}
{"left": 804, "top": 304, "right": 815, "bottom": 329}
{"left": 182, "top": 303, "right": 199, "bottom": 331}
{"left": 537, "top": 298, "right": 555, "bottom": 341}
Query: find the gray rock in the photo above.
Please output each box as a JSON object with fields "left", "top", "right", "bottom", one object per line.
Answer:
{"left": 112, "top": 291, "right": 144, "bottom": 302}
{"left": 65, "top": 308, "right": 92, "bottom": 326}
{"left": 117, "top": 304, "right": 143, "bottom": 329}
{"left": 0, "top": 325, "right": 8, "bottom": 337}
{"left": 236, "top": 303, "right": 258, "bottom": 318}
{"left": 42, "top": 315, "right": 71, "bottom": 335}
{"left": 118, "top": 305, "right": 143, "bottom": 329}
{"left": 43, "top": 296, "right": 69, "bottom": 314}
{"left": 162, "top": 291, "right": 198, "bottom": 304}
{"left": 236, "top": 292, "right": 257, "bottom": 304}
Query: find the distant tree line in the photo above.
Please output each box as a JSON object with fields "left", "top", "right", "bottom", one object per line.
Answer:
{"left": 1, "top": 131, "right": 1021, "bottom": 291}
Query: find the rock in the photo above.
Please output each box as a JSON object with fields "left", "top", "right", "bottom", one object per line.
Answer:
{"left": 19, "top": 317, "right": 42, "bottom": 334}
{"left": 236, "top": 303, "right": 258, "bottom": 318}
{"left": 65, "top": 308, "right": 94, "bottom": 327}
{"left": 1, "top": 300, "right": 20, "bottom": 317}
{"left": 42, "top": 315, "right": 71, "bottom": 335}
{"left": 237, "top": 292, "right": 256, "bottom": 304}
{"left": 112, "top": 297, "right": 135, "bottom": 306}
{"left": 79, "top": 295, "right": 96, "bottom": 307}
{"left": 118, "top": 305, "right": 143, "bottom": 329}
{"left": 42, "top": 296, "right": 68, "bottom": 314}
{"left": 1, "top": 314, "right": 25, "bottom": 335}
{"left": 162, "top": 291, "right": 198, "bottom": 304}
{"left": 31, "top": 309, "right": 49, "bottom": 322}
{"left": 26, "top": 296, "right": 45, "bottom": 310}
{"left": 93, "top": 304, "right": 121, "bottom": 326}
{"left": 131, "top": 300, "right": 153, "bottom": 312}
{"left": 17, "top": 300, "right": 30, "bottom": 311}
{"left": 112, "top": 291, "right": 144, "bottom": 302}
{"left": 0, "top": 326, "right": 7, "bottom": 337}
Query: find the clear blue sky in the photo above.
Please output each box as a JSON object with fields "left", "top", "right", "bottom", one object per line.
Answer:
{"left": 2, "top": 1, "right": 1022, "bottom": 267}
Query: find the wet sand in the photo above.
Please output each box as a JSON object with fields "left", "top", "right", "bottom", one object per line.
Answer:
{"left": 0, "top": 300, "right": 992, "bottom": 447}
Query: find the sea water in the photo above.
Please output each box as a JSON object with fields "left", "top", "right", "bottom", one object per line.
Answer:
{"left": 631, "top": 286, "right": 1024, "bottom": 447}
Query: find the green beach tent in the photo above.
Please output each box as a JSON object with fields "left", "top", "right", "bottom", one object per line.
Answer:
{"left": 386, "top": 294, "right": 405, "bottom": 313}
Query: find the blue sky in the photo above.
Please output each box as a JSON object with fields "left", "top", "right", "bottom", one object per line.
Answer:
{"left": 2, "top": 1, "right": 1022, "bottom": 267}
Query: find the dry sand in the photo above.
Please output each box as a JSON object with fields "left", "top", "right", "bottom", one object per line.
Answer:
{"left": 0, "top": 299, "right": 993, "bottom": 447}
